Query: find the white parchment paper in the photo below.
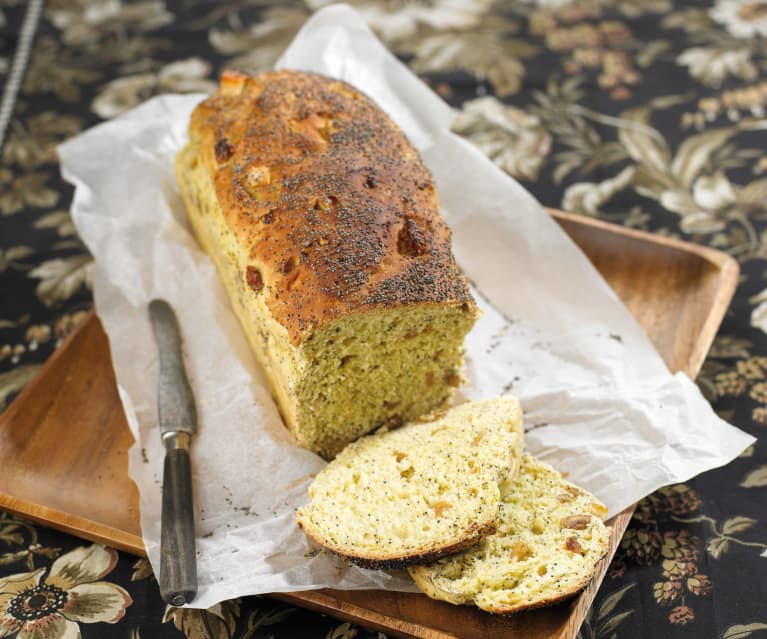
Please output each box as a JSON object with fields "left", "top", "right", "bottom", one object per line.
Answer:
{"left": 59, "top": 4, "right": 754, "bottom": 608}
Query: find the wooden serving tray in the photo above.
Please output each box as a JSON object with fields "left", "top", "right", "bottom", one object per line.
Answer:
{"left": 0, "top": 210, "right": 738, "bottom": 639}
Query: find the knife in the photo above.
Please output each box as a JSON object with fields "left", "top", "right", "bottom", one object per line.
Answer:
{"left": 148, "top": 299, "right": 198, "bottom": 607}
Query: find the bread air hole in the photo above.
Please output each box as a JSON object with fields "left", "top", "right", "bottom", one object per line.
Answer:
{"left": 243, "top": 172, "right": 281, "bottom": 202}
{"left": 245, "top": 165, "right": 270, "bottom": 187}
{"left": 444, "top": 371, "right": 461, "bottom": 387}
{"left": 471, "top": 431, "right": 485, "bottom": 447}
{"left": 397, "top": 217, "right": 429, "bottom": 257}
{"left": 560, "top": 515, "right": 591, "bottom": 530}
{"left": 313, "top": 195, "right": 338, "bottom": 211}
{"left": 317, "top": 117, "right": 334, "bottom": 143}
{"left": 283, "top": 255, "right": 300, "bottom": 274}
{"left": 285, "top": 270, "right": 302, "bottom": 292}
{"left": 385, "top": 415, "right": 403, "bottom": 429}
{"left": 510, "top": 541, "right": 532, "bottom": 562}
{"left": 214, "top": 138, "right": 234, "bottom": 163}
{"left": 592, "top": 502, "right": 609, "bottom": 518}
{"left": 564, "top": 536, "right": 585, "bottom": 555}
{"left": 245, "top": 266, "right": 263, "bottom": 293}
{"left": 432, "top": 501, "right": 452, "bottom": 518}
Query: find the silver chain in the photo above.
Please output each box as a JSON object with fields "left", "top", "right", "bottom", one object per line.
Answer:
{"left": 0, "top": 0, "right": 44, "bottom": 159}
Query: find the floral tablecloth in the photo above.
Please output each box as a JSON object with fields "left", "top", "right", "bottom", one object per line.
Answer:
{"left": 1, "top": 1, "right": 766, "bottom": 638}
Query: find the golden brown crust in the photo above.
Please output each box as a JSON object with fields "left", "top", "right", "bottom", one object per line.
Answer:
{"left": 297, "top": 518, "right": 497, "bottom": 571}
{"left": 187, "top": 69, "right": 474, "bottom": 345}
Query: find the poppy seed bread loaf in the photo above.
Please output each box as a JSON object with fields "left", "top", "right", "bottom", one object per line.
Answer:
{"left": 409, "top": 454, "right": 610, "bottom": 614}
{"left": 176, "top": 70, "right": 478, "bottom": 458}
{"left": 296, "top": 397, "right": 525, "bottom": 569}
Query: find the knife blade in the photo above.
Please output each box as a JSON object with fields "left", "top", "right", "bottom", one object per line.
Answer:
{"left": 148, "top": 299, "right": 198, "bottom": 607}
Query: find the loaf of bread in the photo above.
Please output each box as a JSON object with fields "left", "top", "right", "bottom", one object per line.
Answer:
{"left": 409, "top": 454, "right": 610, "bottom": 614}
{"left": 296, "top": 397, "right": 525, "bottom": 569}
{"left": 176, "top": 70, "right": 478, "bottom": 458}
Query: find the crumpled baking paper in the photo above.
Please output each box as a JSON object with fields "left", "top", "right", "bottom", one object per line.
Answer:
{"left": 58, "top": 4, "right": 754, "bottom": 609}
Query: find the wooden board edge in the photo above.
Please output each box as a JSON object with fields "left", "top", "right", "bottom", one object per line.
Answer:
{"left": 686, "top": 253, "right": 739, "bottom": 376}
{"left": 272, "top": 591, "right": 457, "bottom": 639}
{"left": 272, "top": 510, "right": 636, "bottom": 639}
{"left": 547, "top": 209, "right": 740, "bottom": 377}
{"left": 0, "top": 492, "right": 146, "bottom": 556}
{"left": 547, "top": 209, "right": 736, "bottom": 271}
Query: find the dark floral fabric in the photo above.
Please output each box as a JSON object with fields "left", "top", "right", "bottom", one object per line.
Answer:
{"left": 2, "top": 1, "right": 767, "bottom": 638}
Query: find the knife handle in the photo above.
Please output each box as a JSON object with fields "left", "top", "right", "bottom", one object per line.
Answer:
{"left": 160, "top": 431, "right": 197, "bottom": 606}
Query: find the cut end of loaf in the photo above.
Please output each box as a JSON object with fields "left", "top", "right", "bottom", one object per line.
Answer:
{"left": 296, "top": 303, "right": 478, "bottom": 459}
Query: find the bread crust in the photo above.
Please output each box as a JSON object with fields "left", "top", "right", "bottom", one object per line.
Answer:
{"left": 177, "top": 69, "right": 478, "bottom": 458}
{"left": 409, "top": 532, "right": 611, "bottom": 613}
{"left": 185, "top": 69, "right": 474, "bottom": 346}
{"left": 298, "top": 519, "right": 497, "bottom": 571}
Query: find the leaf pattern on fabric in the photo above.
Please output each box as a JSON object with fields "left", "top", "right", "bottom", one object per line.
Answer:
{"left": 29, "top": 254, "right": 93, "bottom": 307}
{"left": 162, "top": 600, "right": 240, "bottom": 639}
{"left": 396, "top": 15, "right": 539, "bottom": 96}
{"left": 0, "top": 169, "right": 59, "bottom": 215}
{"left": 452, "top": 96, "right": 551, "bottom": 180}
{"left": 91, "top": 57, "right": 218, "bottom": 119}
{"left": 1, "top": 1, "right": 766, "bottom": 637}
{"left": 576, "top": 582, "right": 635, "bottom": 639}
{"left": 211, "top": 6, "right": 309, "bottom": 74}
{"left": 740, "top": 465, "right": 767, "bottom": 487}
{"left": 0, "top": 545, "right": 131, "bottom": 638}
{"left": 130, "top": 558, "right": 153, "bottom": 582}
{"left": 307, "top": 0, "right": 493, "bottom": 41}
{"left": 2, "top": 113, "right": 83, "bottom": 168}
{"left": 722, "top": 623, "right": 767, "bottom": 639}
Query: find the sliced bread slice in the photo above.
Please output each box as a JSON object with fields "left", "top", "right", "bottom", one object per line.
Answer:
{"left": 296, "top": 397, "right": 525, "bottom": 569}
{"left": 409, "top": 454, "right": 610, "bottom": 613}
